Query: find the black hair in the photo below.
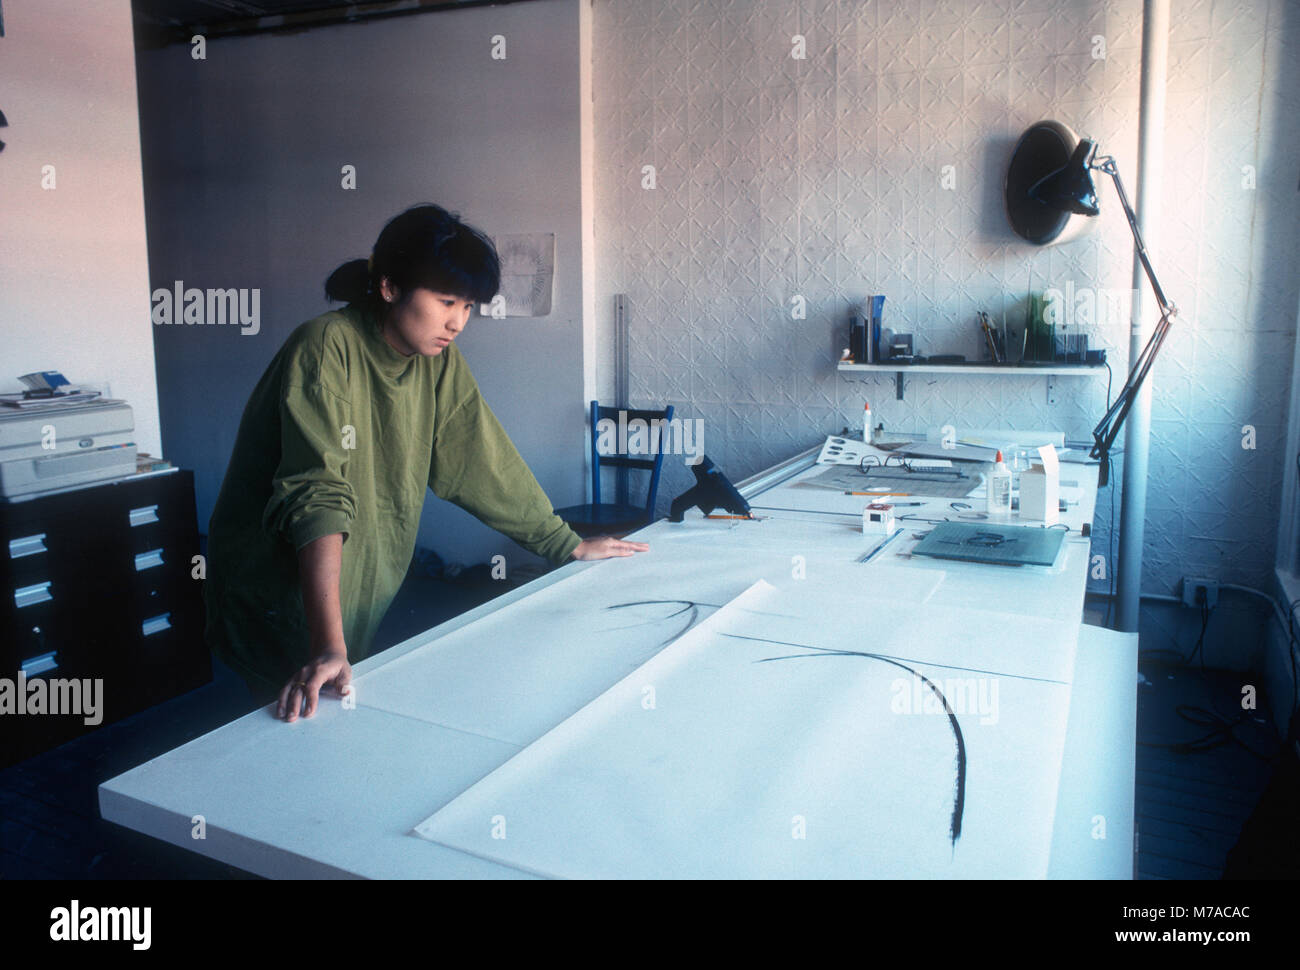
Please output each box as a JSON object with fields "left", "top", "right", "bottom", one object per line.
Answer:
{"left": 324, "top": 204, "right": 500, "bottom": 306}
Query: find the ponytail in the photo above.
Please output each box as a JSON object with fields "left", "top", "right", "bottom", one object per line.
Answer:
{"left": 324, "top": 258, "right": 373, "bottom": 303}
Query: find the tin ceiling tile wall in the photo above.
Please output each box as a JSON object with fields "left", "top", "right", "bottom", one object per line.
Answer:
{"left": 592, "top": 0, "right": 1298, "bottom": 599}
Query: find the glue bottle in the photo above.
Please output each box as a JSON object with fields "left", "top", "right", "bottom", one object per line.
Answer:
{"left": 986, "top": 450, "right": 1012, "bottom": 517}
{"left": 863, "top": 401, "right": 872, "bottom": 443}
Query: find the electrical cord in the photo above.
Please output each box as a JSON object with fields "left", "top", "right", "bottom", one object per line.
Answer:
{"left": 1128, "top": 584, "right": 1300, "bottom": 724}
{"left": 1137, "top": 594, "right": 1290, "bottom": 763}
{"left": 1219, "top": 583, "right": 1300, "bottom": 723}
{"left": 1138, "top": 598, "right": 1212, "bottom": 670}
{"left": 1137, "top": 703, "right": 1276, "bottom": 762}
{"left": 1189, "top": 598, "right": 1210, "bottom": 672}
{"left": 1137, "top": 600, "right": 1276, "bottom": 762}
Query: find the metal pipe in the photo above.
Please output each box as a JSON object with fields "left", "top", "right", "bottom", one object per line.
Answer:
{"left": 613, "top": 295, "right": 629, "bottom": 506}
{"left": 1116, "top": 0, "right": 1170, "bottom": 632}
{"left": 1221, "top": 582, "right": 1296, "bottom": 640}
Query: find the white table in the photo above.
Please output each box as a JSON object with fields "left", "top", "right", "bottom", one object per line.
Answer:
{"left": 99, "top": 446, "right": 1137, "bottom": 878}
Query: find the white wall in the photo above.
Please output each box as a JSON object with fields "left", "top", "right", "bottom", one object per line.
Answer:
{"left": 136, "top": 0, "right": 587, "bottom": 568}
{"left": 0, "top": 0, "right": 161, "bottom": 457}
{"left": 591, "top": 0, "right": 1300, "bottom": 666}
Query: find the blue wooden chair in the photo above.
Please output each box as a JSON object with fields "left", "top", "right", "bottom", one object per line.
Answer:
{"left": 555, "top": 401, "right": 675, "bottom": 538}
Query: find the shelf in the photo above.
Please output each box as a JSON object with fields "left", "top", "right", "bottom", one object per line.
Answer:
{"left": 836, "top": 361, "right": 1106, "bottom": 402}
{"left": 837, "top": 362, "right": 1105, "bottom": 375}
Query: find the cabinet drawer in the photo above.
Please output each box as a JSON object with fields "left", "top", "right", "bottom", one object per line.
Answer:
{"left": 115, "top": 611, "right": 211, "bottom": 710}
{"left": 120, "top": 545, "right": 202, "bottom": 611}
{"left": 0, "top": 471, "right": 209, "bottom": 766}
{"left": 3, "top": 588, "right": 73, "bottom": 672}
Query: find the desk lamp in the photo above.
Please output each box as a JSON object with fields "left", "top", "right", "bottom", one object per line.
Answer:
{"left": 1028, "top": 138, "right": 1179, "bottom": 487}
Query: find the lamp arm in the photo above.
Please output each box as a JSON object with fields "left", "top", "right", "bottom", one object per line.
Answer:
{"left": 1092, "top": 311, "right": 1175, "bottom": 458}
{"left": 1088, "top": 157, "right": 1180, "bottom": 481}
{"left": 1096, "top": 157, "right": 1175, "bottom": 316}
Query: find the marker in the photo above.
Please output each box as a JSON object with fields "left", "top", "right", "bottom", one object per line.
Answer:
{"left": 705, "top": 513, "right": 758, "bottom": 520}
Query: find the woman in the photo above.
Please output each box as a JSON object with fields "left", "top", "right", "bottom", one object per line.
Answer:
{"left": 204, "top": 204, "right": 647, "bottom": 721}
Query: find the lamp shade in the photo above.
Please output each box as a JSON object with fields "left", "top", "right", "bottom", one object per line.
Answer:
{"left": 1029, "top": 139, "right": 1101, "bottom": 216}
{"left": 1004, "top": 121, "right": 1096, "bottom": 245}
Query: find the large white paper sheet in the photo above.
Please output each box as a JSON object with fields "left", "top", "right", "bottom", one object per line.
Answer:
{"left": 355, "top": 521, "right": 946, "bottom": 745}
{"left": 354, "top": 548, "right": 756, "bottom": 744}
{"left": 725, "top": 566, "right": 1078, "bottom": 684}
{"left": 412, "top": 580, "right": 1077, "bottom": 878}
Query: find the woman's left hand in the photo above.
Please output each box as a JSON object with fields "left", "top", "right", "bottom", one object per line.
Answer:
{"left": 572, "top": 536, "right": 649, "bottom": 560}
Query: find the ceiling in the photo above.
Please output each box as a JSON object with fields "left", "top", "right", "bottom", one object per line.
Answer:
{"left": 132, "top": 0, "right": 542, "bottom": 47}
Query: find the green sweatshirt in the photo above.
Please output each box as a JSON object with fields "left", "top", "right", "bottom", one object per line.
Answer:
{"left": 204, "top": 302, "right": 582, "bottom": 697}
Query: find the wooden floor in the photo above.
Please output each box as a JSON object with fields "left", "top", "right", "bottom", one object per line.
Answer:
{"left": 1134, "top": 658, "right": 1281, "bottom": 879}
{"left": 0, "top": 563, "right": 508, "bottom": 880}
{"left": 0, "top": 656, "right": 259, "bottom": 879}
{"left": 2, "top": 568, "right": 1287, "bottom": 879}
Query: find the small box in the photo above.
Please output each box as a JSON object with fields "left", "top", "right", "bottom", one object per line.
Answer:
{"left": 863, "top": 502, "right": 895, "bottom": 534}
{"left": 1019, "top": 463, "right": 1059, "bottom": 525}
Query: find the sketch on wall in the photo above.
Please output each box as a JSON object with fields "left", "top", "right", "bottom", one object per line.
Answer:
{"left": 480, "top": 232, "right": 555, "bottom": 317}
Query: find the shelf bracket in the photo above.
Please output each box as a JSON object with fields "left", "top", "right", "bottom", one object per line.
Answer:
{"left": 896, "top": 371, "right": 905, "bottom": 400}
{"left": 1046, "top": 374, "right": 1057, "bottom": 405}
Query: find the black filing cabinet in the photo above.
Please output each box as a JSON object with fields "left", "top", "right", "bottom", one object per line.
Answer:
{"left": 1, "top": 471, "right": 210, "bottom": 766}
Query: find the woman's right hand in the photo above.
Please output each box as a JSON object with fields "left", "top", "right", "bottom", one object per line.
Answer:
{"left": 283, "top": 533, "right": 350, "bottom": 722}
{"left": 277, "top": 647, "right": 352, "bottom": 722}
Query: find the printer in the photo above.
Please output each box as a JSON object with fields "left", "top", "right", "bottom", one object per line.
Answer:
{"left": 0, "top": 399, "right": 136, "bottom": 499}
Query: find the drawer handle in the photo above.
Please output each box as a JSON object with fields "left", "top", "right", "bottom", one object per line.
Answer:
{"left": 9, "top": 533, "right": 48, "bottom": 559}
{"left": 20, "top": 651, "right": 59, "bottom": 677}
{"left": 14, "top": 581, "right": 53, "bottom": 609}
{"left": 142, "top": 612, "right": 172, "bottom": 636}
{"left": 134, "top": 548, "right": 165, "bottom": 571}
{"left": 129, "top": 505, "right": 160, "bottom": 527}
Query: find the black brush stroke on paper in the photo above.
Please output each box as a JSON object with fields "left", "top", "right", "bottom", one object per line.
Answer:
{"left": 725, "top": 631, "right": 967, "bottom": 849}
{"left": 604, "top": 599, "right": 722, "bottom": 647}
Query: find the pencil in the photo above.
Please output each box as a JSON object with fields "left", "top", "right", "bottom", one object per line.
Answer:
{"left": 845, "top": 491, "right": 911, "bottom": 496}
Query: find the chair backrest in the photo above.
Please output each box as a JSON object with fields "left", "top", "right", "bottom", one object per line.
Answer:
{"left": 589, "top": 401, "right": 675, "bottom": 515}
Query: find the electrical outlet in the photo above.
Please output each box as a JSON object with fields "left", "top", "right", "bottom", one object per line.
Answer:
{"left": 1181, "top": 578, "right": 1219, "bottom": 610}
